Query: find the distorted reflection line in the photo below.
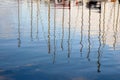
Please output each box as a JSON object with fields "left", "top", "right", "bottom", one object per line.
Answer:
{"left": 115, "top": 4, "right": 120, "bottom": 31}
{"left": 106, "top": 3, "right": 114, "bottom": 33}
{"left": 102, "top": 2, "right": 106, "bottom": 47}
{"left": 31, "top": 0, "right": 33, "bottom": 41}
{"left": 48, "top": 0, "right": 51, "bottom": 53}
{"left": 18, "top": 0, "right": 21, "bottom": 48}
{"left": 73, "top": 6, "right": 79, "bottom": 38}
{"left": 113, "top": 4, "right": 119, "bottom": 50}
{"left": 68, "top": 8, "right": 71, "bottom": 59}
{"left": 61, "top": 6, "right": 64, "bottom": 51}
{"left": 112, "top": 2, "right": 116, "bottom": 49}
{"left": 87, "top": 8, "right": 91, "bottom": 61}
{"left": 113, "top": 2, "right": 116, "bottom": 31}
{"left": 80, "top": 4, "right": 84, "bottom": 56}
{"left": 97, "top": 9, "right": 102, "bottom": 73}
{"left": 36, "top": 0, "right": 39, "bottom": 40}
{"left": 39, "top": 7, "right": 48, "bottom": 45}
{"left": 53, "top": 6, "right": 56, "bottom": 64}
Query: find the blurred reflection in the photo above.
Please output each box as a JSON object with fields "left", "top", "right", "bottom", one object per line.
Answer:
{"left": 99, "top": 1, "right": 101, "bottom": 13}
{"left": 97, "top": 11, "right": 102, "bottom": 73}
{"left": 80, "top": 4, "right": 83, "bottom": 55}
{"left": 68, "top": 8, "right": 71, "bottom": 59}
{"left": 112, "top": 2, "right": 116, "bottom": 49}
{"left": 113, "top": 4, "right": 119, "bottom": 50}
{"left": 48, "top": 0, "right": 51, "bottom": 53}
{"left": 86, "top": 0, "right": 98, "bottom": 8}
{"left": 87, "top": 8, "right": 91, "bottom": 61}
{"left": 113, "top": 1, "right": 116, "bottom": 30}
{"left": 86, "top": 0, "right": 101, "bottom": 9}
{"left": 39, "top": 2, "right": 47, "bottom": 43}
{"left": 115, "top": 4, "right": 119, "bottom": 30}
{"left": 31, "top": 0, "right": 33, "bottom": 41}
{"left": 54, "top": 0, "right": 71, "bottom": 8}
{"left": 106, "top": 3, "right": 113, "bottom": 33}
{"left": 1, "top": 0, "right": 120, "bottom": 74}
{"left": 61, "top": 6, "right": 64, "bottom": 51}
{"left": 76, "top": 0, "right": 83, "bottom": 6}
{"left": 53, "top": 6, "right": 56, "bottom": 64}
{"left": 18, "top": 0, "right": 21, "bottom": 47}
{"left": 102, "top": 1, "right": 106, "bottom": 47}
{"left": 57, "top": 0, "right": 62, "bottom": 3}
{"left": 36, "top": 0, "right": 40, "bottom": 40}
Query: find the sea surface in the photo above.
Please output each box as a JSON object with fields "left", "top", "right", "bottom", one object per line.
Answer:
{"left": 0, "top": 0, "right": 120, "bottom": 80}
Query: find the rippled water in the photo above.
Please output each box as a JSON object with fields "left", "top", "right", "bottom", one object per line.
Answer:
{"left": 0, "top": 0, "right": 120, "bottom": 80}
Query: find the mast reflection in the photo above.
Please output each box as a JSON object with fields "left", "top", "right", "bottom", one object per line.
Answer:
{"left": 48, "top": 0, "right": 51, "bottom": 53}
{"left": 36, "top": 0, "right": 40, "bottom": 40}
{"left": 97, "top": 8, "right": 102, "bottom": 73}
{"left": 106, "top": 3, "right": 114, "bottom": 34}
{"left": 68, "top": 8, "right": 71, "bottom": 59}
{"left": 31, "top": 0, "right": 33, "bottom": 41}
{"left": 87, "top": 7, "right": 91, "bottom": 61}
{"left": 18, "top": 0, "right": 21, "bottom": 48}
{"left": 61, "top": 5, "right": 64, "bottom": 51}
{"left": 80, "top": 3, "right": 83, "bottom": 56}
{"left": 113, "top": 4, "right": 119, "bottom": 50}
{"left": 53, "top": 6, "right": 56, "bottom": 64}
{"left": 102, "top": 1, "right": 106, "bottom": 47}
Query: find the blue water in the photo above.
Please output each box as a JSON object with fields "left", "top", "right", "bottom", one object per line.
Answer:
{"left": 0, "top": 0, "right": 120, "bottom": 80}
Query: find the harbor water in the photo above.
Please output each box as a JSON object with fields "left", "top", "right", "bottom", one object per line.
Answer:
{"left": 0, "top": 0, "right": 120, "bottom": 80}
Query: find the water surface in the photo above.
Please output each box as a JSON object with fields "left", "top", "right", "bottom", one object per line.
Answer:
{"left": 0, "top": 0, "right": 120, "bottom": 80}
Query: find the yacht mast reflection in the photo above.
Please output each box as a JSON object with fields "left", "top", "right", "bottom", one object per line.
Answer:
{"left": 36, "top": 0, "right": 40, "bottom": 40}
{"left": 87, "top": 7, "right": 91, "bottom": 61}
{"left": 31, "top": 0, "right": 33, "bottom": 41}
{"left": 53, "top": 6, "right": 56, "bottom": 64}
{"left": 68, "top": 8, "right": 71, "bottom": 59}
{"left": 102, "top": 1, "right": 106, "bottom": 47}
{"left": 97, "top": 9, "right": 102, "bottom": 73}
{"left": 48, "top": 0, "right": 51, "bottom": 53}
{"left": 18, "top": 0, "right": 21, "bottom": 48}
{"left": 113, "top": 4, "right": 119, "bottom": 50}
{"left": 61, "top": 5, "right": 64, "bottom": 51}
{"left": 113, "top": 1, "right": 116, "bottom": 30}
{"left": 106, "top": 3, "right": 114, "bottom": 35}
{"left": 39, "top": 4, "right": 47, "bottom": 44}
{"left": 80, "top": 3, "right": 83, "bottom": 56}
